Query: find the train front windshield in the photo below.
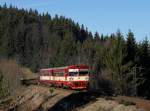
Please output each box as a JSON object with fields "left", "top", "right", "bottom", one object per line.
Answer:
{"left": 79, "top": 71, "right": 88, "bottom": 76}
{"left": 69, "top": 72, "right": 78, "bottom": 76}
{"left": 68, "top": 69, "right": 89, "bottom": 76}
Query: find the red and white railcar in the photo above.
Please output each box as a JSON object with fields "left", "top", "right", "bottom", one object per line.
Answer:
{"left": 39, "top": 64, "right": 90, "bottom": 89}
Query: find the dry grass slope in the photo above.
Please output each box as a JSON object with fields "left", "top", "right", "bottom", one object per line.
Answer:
{"left": 0, "top": 59, "right": 36, "bottom": 98}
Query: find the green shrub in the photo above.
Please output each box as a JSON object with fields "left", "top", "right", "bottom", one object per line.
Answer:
{"left": 49, "top": 87, "right": 54, "bottom": 95}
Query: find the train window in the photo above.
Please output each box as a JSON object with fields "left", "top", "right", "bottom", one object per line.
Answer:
{"left": 53, "top": 72, "right": 64, "bottom": 76}
{"left": 69, "top": 72, "right": 78, "bottom": 76}
{"left": 49, "top": 72, "right": 52, "bottom": 76}
{"left": 58, "top": 72, "right": 64, "bottom": 76}
{"left": 45, "top": 71, "right": 49, "bottom": 76}
{"left": 79, "top": 71, "right": 88, "bottom": 76}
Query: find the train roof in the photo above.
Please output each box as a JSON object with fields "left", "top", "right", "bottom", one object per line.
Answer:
{"left": 40, "top": 64, "right": 89, "bottom": 71}
{"left": 40, "top": 66, "right": 68, "bottom": 71}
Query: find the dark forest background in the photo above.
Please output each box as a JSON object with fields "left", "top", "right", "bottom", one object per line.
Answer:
{"left": 0, "top": 4, "right": 150, "bottom": 99}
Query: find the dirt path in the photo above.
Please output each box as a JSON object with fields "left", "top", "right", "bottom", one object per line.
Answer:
{"left": 78, "top": 98, "right": 144, "bottom": 111}
{"left": 112, "top": 96, "right": 150, "bottom": 111}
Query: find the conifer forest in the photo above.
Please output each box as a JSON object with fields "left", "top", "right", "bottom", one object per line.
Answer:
{"left": 0, "top": 5, "right": 150, "bottom": 99}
